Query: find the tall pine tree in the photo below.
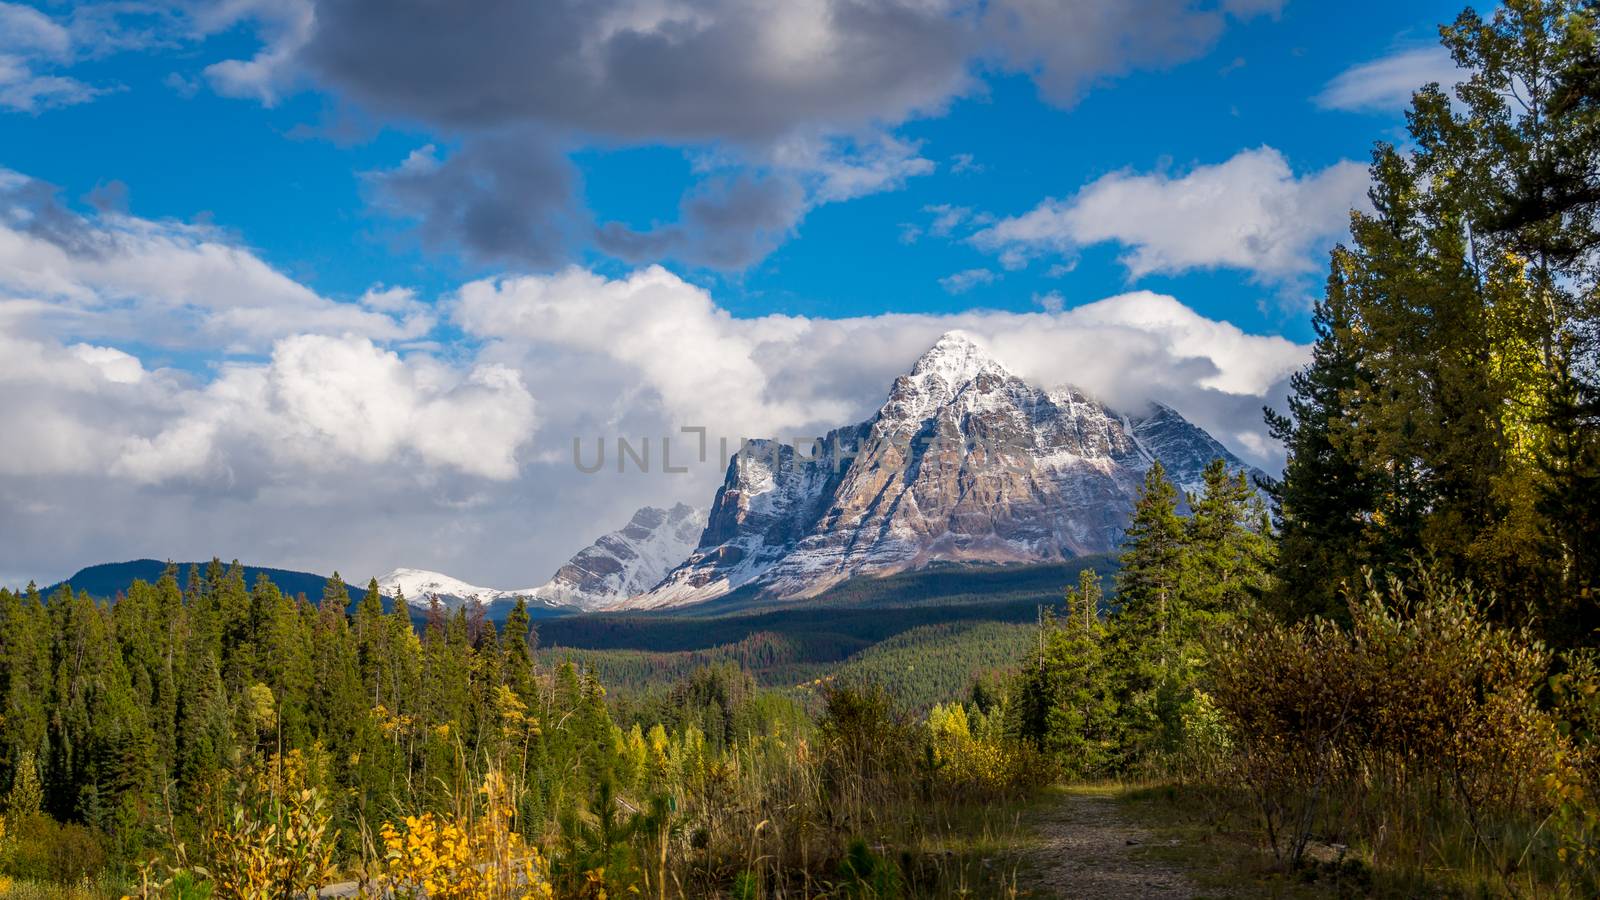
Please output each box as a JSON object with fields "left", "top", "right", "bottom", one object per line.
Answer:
{"left": 1105, "top": 462, "right": 1188, "bottom": 765}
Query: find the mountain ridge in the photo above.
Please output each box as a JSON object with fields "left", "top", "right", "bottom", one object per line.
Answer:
{"left": 42, "top": 559, "right": 345, "bottom": 602}
{"left": 378, "top": 503, "right": 706, "bottom": 613}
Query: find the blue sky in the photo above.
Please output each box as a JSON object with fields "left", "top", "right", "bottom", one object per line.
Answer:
{"left": 0, "top": 0, "right": 1482, "bottom": 585}
{"left": 0, "top": 0, "right": 1466, "bottom": 340}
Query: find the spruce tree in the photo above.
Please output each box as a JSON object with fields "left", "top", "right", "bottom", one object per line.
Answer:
{"left": 1111, "top": 462, "right": 1186, "bottom": 654}
{"left": 176, "top": 616, "right": 231, "bottom": 796}
{"left": 113, "top": 579, "right": 180, "bottom": 780}
{"left": 1008, "top": 569, "right": 1116, "bottom": 775}
{"left": 1264, "top": 260, "right": 1379, "bottom": 622}
{"left": 249, "top": 575, "right": 313, "bottom": 749}
{"left": 0, "top": 585, "right": 48, "bottom": 791}
{"left": 1184, "top": 459, "right": 1273, "bottom": 624}
{"left": 309, "top": 573, "right": 363, "bottom": 752}
{"left": 384, "top": 588, "right": 420, "bottom": 716}
{"left": 1105, "top": 462, "right": 1189, "bottom": 765}
{"left": 44, "top": 587, "right": 154, "bottom": 830}
{"left": 355, "top": 577, "right": 387, "bottom": 706}
{"left": 1539, "top": 358, "right": 1600, "bottom": 642}
{"left": 503, "top": 597, "right": 538, "bottom": 702}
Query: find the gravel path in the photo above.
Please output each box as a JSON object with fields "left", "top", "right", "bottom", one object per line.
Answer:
{"left": 1022, "top": 791, "right": 1198, "bottom": 899}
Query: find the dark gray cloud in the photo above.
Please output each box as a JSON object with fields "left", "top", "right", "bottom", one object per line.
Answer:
{"left": 596, "top": 173, "right": 808, "bottom": 270}
{"left": 85, "top": 178, "right": 129, "bottom": 213}
{"left": 368, "top": 132, "right": 583, "bottom": 270}
{"left": 289, "top": 0, "right": 1283, "bottom": 139}
{"left": 1, "top": 171, "right": 109, "bottom": 256}
{"left": 298, "top": 0, "right": 973, "bottom": 143}
{"left": 981, "top": 0, "right": 1276, "bottom": 105}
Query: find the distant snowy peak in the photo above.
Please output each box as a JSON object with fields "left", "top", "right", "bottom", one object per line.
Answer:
{"left": 626, "top": 429, "right": 863, "bottom": 610}
{"left": 376, "top": 568, "right": 545, "bottom": 613}
{"left": 630, "top": 332, "right": 1264, "bottom": 610}
{"left": 537, "top": 503, "right": 706, "bottom": 608}
{"left": 383, "top": 503, "right": 706, "bottom": 613}
{"left": 1128, "top": 403, "right": 1257, "bottom": 500}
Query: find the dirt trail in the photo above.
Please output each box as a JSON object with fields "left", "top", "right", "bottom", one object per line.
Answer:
{"left": 1022, "top": 791, "right": 1198, "bottom": 899}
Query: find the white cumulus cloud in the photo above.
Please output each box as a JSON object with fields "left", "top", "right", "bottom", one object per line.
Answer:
{"left": 456, "top": 266, "right": 824, "bottom": 440}
{"left": 114, "top": 334, "right": 537, "bottom": 484}
{"left": 0, "top": 169, "right": 435, "bottom": 351}
{"left": 971, "top": 146, "right": 1370, "bottom": 285}
{"left": 453, "top": 266, "right": 1306, "bottom": 477}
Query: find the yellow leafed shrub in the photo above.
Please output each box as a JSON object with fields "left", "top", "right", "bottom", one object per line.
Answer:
{"left": 378, "top": 770, "right": 554, "bottom": 899}
{"left": 926, "top": 701, "right": 1053, "bottom": 798}
{"left": 194, "top": 748, "right": 338, "bottom": 900}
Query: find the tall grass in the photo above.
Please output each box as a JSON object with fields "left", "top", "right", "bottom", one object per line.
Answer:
{"left": 128, "top": 682, "right": 1043, "bottom": 898}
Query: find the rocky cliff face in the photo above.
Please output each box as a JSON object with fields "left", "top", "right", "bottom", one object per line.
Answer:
{"left": 625, "top": 332, "right": 1262, "bottom": 609}
{"left": 532, "top": 503, "right": 706, "bottom": 608}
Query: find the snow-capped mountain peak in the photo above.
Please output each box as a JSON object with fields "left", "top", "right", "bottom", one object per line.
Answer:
{"left": 376, "top": 568, "right": 543, "bottom": 612}
{"left": 389, "top": 334, "right": 1264, "bottom": 615}
{"left": 881, "top": 331, "right": 1018, "bottom": 427}
{"left": 629, "top": 333, "right": 1264, "bottom": 610}
{"left": 909, "top": 330, "right": 1010, "bottom": 386}
{"left": 537, "top": 503, "right": 705, "bottom": 608}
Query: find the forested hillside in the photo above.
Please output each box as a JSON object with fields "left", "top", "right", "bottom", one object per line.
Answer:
{"left": 540, "top": 621, "right": 1035, "bottom": 713}
{"left": 811, "top": 621, "right": 1035, "bottom": 712}
{"left": 48, "top": 559, "right": 347, "bottom": 607}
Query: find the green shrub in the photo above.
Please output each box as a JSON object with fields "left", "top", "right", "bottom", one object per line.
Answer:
{"left": 1211, "top": 568, "right": 1583, "bottom": 888}
{"left": 836, "top": 838, "right": 901, "bottom": 899}
{"left": 2, "top": 813, "right": 110, "bottom": 887}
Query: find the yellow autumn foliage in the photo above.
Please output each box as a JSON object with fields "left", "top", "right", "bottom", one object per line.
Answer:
{"left": 378, "top": 770, "right": 554, "bottom": 899}
{"left": 927, "top": 701, "right": 1051, "bottom": 797}
{"left": 195, "top": 748, "right": 337, "bottom": 900}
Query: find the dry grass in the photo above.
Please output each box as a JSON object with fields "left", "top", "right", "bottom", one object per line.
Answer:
{"left": 1106, "top": 781, "right": 1585, "bottom": 899}
{"left": 0, "top": 877, "right": 126, "bottom": 899}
